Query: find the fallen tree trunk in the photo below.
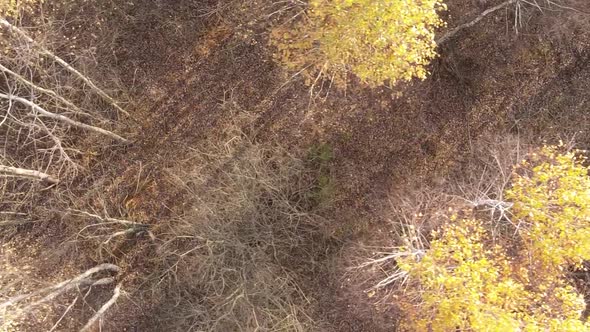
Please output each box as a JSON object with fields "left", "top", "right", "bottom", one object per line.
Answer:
{"left": 0, "top": 165, "right": 59, "bottom": 184}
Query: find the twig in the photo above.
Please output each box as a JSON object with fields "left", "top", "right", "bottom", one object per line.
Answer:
{"left": 79, "top": 284, "right": 122, "bottom": 332}
{"left": 0, "top": 93, "right": 129, "bottom": 143}
{"left": 68, "top": 209, "right": 147, "bottom": 227}
{"left": 0, "top": 219, "right": 39, "bottom": 227}
{"left": 0, "top": 18, "right": 131, "bottom": 117}
{"left": 49, "top": 296, "right": 78, "bottom": 332}
{"left": 0, "top": 211, "right": 27, "bottom": 216}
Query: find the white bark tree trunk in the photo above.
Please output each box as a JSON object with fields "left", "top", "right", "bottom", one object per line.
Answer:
{"left": 0, "top": 165, "right": 59, "bottom": 184}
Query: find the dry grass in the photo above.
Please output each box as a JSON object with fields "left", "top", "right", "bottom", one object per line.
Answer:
{"left": 138, "top": 118, "right": 325, "bottom": 331}
{"left": 1, "top": 0, "right": 589, "bottom": 330}
{"left": 0, "top": 114, "right": 329, "bottom": 331}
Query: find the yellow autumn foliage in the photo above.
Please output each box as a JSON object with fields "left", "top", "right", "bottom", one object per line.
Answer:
{"left": 271, "top": 0, "right": 446, "bottom": 87}
{"left": 397, "top": 146, "right": 590, "bottom": 331}
{"left": 507, "top": 146, "right": 590, "bottom": 272}
{"left": 0, "top": 0, "right": 43, "bottom": 17}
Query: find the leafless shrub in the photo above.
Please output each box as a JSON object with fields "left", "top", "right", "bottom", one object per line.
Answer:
{"left": 349, "top": 187, "right": 457, "bottom": 306}
{"left": 448, "top": 134, "right": 537, "bottom": 244}
{"left": 513, "top": 0, "right": 588, "bottom": 34}
{"left": 144, "top": 122, "right": 322, "bottom": 331}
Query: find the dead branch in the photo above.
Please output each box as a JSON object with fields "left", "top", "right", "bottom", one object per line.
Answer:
{"left": 49, "top": 296, "right": 78, "bottom": 332}
{"left": 0, "top": 92, "right": 129, "bottom": 143}
{"left": 66, "top": 210, "right": 153, "bottom": 257}
{"left": 0, "top": 164, "right": 58, "bottom": 183}
{"left": 0, "top": 63, "right": 93, "bottom": 118}
{"left": 102, "top": 228, "right": 144, "bottom": 244}
{"left": 0, "top": 263, "right": 120, "bottom": 310}
{"left": 436, "top": 0, "right": 517, "bottom": 44}
{"left": 79, "top": 283, "right": 122, "bottom": 332}
{"left": 9, "top": 116, "right": 83, "bottom": 172}
{"left": 67, "top": 209, "right": 146, "bottom": 226}
{"left": 0, "top": 18, "right": 130, "bottom": 117}
{"left": 23, "top": 277, "right": 115, "bottom": 311}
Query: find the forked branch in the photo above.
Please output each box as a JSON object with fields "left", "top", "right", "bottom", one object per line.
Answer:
{"left": 0, "top": 263, "right": 120, "bottom": 310}
{"left": 79, "top": 284, "right": 123, "bottom": 332}
{"left": 0, "top": 63, "right": 92, "bottom": 118}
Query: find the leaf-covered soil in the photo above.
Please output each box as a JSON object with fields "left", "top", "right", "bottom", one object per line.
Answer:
{"left": 3, "top": 0, "right": 590, "bottom": 330}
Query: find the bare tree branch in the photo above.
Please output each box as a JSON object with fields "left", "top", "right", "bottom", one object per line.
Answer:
{"left": 0, "top": 164, "right": 58, "bottom": 183}
{"left": 23, "top": 277, "right": 115, "bottom": 311}
{"left": 0, "top": 263, "right": 120, "bottom": 310}
{"left": 0, "top": 18, "right": 130, "bottom": 117}
{"left": 49, "top": 296, "right": 78, "bottom": 332}
{"left": 436, "top": 0, "right": 517, "bottom": 44}
{"left": 79, "top": 284, "right": 122, "bottom": 332}
{"left": 67, "top": 209, "right": 146, "bottom": 226}
{"left": 0, "top": 93, "right": 129, "bottom": 143}
{"left": 0, "top": 63, "right": 93, "bottom": 118}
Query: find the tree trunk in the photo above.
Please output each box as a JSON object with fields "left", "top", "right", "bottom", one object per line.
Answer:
{"left": 0, "top": 165, "right": 59, "bottom": 184}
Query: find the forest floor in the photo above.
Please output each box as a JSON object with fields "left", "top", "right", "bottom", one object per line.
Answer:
{"left": 3, "top": 0, "right": 590, "bottom": 330}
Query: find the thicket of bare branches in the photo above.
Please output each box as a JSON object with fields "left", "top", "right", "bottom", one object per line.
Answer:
{"left": 0, "top": 19, "right": 128, "bottom": 182}
{"left": 353, "top": 134, "right": 536, "bottom": 305}
{"left": 141, "top": 122, "right": 325, "bottom": 331}
{"left": 0, "top": 13, "right": 133, "bottom": 330}
{"left": 0, "top": 16, "right": 130, "bottom": 225}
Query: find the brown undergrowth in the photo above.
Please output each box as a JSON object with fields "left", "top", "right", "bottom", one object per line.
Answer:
{"left": 1, "top": 0, "right": 590, "bottom": 331}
